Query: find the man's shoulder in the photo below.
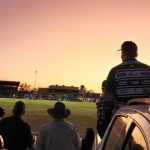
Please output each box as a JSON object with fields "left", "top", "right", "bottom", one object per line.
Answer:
{"left": 40, "top": 122, "right": 52, "bottom": 131}
{"left": 0, "top": 116, "right": 13, "bottom": 123}
{"left": 1, "top": 116, "right": 30, "bottom": 128}
{"left": 41, "top": 121, "right": 75, "bottom": 131}
{"left": 121, "top": 59, "right": 150, "bottom": 68}
{"left": 21, "top": 120, "right": 31, "bottom": 129}
{"left": 64, "top": 121, "right": 77, "bottom": 131}
{"left": 137, "top": 61, "right": 150, "bottom": 68}
{"left": 109, "top": 63, "right": 124, "bottom": 72}
{"left": 111, "top": 60, "right": 150, "bottom": 70}
{"left": 65, "top": 121, "right": 74, "bottom": 126}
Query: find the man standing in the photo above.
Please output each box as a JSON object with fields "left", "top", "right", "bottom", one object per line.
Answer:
{"left": 0, "top": 101, "right": 33, "bottom": 150}
{"left": 36, "top": 101, "right": 80, "bottom": 150}
{"left": 105, "top": 41, "right": 150, "bottom": 105}
{"left": 96, "top": 80, "right": 114, "bottom": 138}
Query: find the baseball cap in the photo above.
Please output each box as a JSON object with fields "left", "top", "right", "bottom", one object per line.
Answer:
{"left": 117, "top": 41, "right": 138, "bottom": 53}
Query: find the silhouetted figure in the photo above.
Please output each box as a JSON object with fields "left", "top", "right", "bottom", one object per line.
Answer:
{"left": 0, "top": 107, "right": 5, "bottom": 149}
{"left": 105, "top": 41, "right": 150, "bottom": 107}
{"left": 96, "top": 80, "right": 114, "bottom": 138}
{"left": 0, "top": 107, "right": 5, "bottom": 121}
{"left": 81, "top": 128, "right": 95, "bottom": 150}
{"left": 36, "top": 101, "right": 80, "bottom": 150}
{"left": 0, "top": 101, "right": 33, "bottom": 150}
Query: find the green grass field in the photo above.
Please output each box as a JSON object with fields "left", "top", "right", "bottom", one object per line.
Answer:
{"left": 0, "top": 98, "right": 97, "bottom": 134}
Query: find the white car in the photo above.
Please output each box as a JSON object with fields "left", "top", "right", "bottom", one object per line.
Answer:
{"left": 94, "top": 98, "right": 150, "bottom": 150}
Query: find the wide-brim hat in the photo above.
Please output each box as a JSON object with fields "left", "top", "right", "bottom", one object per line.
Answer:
{"left": 47, "top": 102, "right": 71, "bottom": 119}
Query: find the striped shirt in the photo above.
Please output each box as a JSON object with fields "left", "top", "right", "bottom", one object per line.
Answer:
{"left": 106, "top": 58, "right": 150, "bottom": 103}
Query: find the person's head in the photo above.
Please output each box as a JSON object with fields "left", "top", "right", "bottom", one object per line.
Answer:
{"left": 101, "top": 80, "right": 106, "bottom": 93}
{"left": 47, "top": 101, "right": 71, "bottom": 119}
{"left": 119, "top": 41, "right": 138, "bottom": 61}
{"left": 0, "top": 107, "right": 5, "bottom": 118}
{"left": 13, "top": 101, "right": 25, "bottom": 117}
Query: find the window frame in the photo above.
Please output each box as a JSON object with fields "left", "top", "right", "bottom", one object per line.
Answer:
{"left": 102, "top": 114, "right": 132, "bottom": 150}
{"left": 121, "top": 120, "right": 148, "bottom": 150}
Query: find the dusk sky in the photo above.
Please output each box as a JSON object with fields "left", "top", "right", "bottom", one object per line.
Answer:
{"left": 0, "top": 0, "right": 150, "bottom": 92}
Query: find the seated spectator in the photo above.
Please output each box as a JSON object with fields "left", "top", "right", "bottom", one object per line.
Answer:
{"left": 36, "top": 101, "right": 80, "bottom": 150}
{"left": 0, "top": 101, "right": 34, "bottom": 150}
{"left": 0, "top": 107, "right": 5, "bottom": 121}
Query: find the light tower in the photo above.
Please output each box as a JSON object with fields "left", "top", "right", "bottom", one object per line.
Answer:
{"left": 34, "top": 70, "right": 38, "bottom": 89}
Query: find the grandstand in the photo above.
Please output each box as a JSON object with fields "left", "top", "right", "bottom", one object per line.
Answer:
{"left": 0, "top": 80, "right": 20, "bottom": 98}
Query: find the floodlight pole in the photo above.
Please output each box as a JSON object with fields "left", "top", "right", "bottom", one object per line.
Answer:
{"left": 34, "top": 70, "right": 37, "bottom": 89}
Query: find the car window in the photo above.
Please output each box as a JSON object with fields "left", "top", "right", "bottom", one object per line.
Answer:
{"left": 125, "top": 125, "right": 147, "bottom": 150}
{"left": 104, "top": 116, "right": 130, "bottom": 150}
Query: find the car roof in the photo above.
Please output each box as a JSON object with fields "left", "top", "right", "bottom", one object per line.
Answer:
{"left": 127, "top": 98, "right": 150, "bottom": 106}
{"left": 117, "top": 98, "right": 150, "bottom": 122}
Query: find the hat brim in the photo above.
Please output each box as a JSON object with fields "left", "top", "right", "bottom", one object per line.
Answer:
{"left": 117, "top": 49, "right": 121, "bottom": 51}
{"left": 47, "top": 108, "right": 71, "bottom": 119}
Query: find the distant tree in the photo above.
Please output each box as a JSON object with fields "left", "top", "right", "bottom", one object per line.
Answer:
{"left": 18, "top": 83, "right": 31, "bottom": 92}
{"left": 87, "top": 90, "right": 94, "bottom": 93}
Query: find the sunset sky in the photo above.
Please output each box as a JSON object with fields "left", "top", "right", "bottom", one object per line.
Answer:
{"left": 0, "top": 0, "right": 150, "bottom": 92}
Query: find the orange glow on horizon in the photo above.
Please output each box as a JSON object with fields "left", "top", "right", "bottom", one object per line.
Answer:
{"left": 0, "top": 0, "right": 150, "bottom": 92}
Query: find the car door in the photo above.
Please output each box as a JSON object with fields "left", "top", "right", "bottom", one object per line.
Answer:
{"left": 99, "top": 108, "right": 150, "bottom": 150}
{"left": 99, "top": 115, "right": 132, "bottom": 150}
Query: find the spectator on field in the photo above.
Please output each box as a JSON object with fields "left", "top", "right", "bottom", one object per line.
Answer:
{"left": 0, "top": 107, "right": 5, "bottom": 121}
{"left": 0, "top": 101, "right": 34, "bottom": 150}
{"left": 105, "top": 41, "right": 150, "bottom": 109}
{"left": 36, "top": 101, "right": 80, "bottom": 150}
